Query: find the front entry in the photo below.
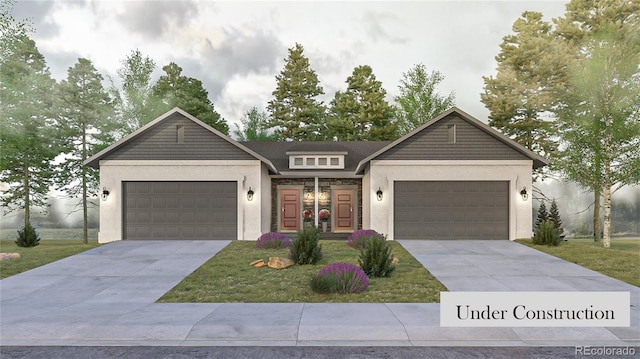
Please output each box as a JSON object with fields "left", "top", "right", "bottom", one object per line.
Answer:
{"left": 280, "top": 189, "right": 301, "bottom": 232}
{"left": 333, "top": 189, "right": 355, "bottom": 232}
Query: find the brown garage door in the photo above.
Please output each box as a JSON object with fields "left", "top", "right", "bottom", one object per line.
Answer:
{"left": 394, "top": 181, "right": 509, "bottom": 240}
{"left": 123, "top": 181, "right": 237, "bottom": 240}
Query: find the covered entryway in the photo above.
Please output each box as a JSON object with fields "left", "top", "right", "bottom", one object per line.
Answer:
{"left": 123, "top": 181, "right": 237, "bottom": 240}
{"left": 394, "top": 181, "right": 509, "bottom": 240}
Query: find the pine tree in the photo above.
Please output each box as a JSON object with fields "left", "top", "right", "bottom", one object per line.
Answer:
{"left": 481, "top": 11, "right": 567, "bottom": 158}
{"left": 56, "top": 58, "right": 116, "bottom": 244}
{"left": 0, "top": 35, "right": 57, "bottom": 236}
{"left": 153, "top": 62, "right": 228, "bottom": 134}
{"left": 535, "top": 201, "right": 548, "bottom": 229}
{"left": 328, "top": 65, "right": 397, "bottom": 141}
{"left": 267, "top": 43, "right": 326, "bottom": 141}
{"left": 548, "top": 198, "right": 564, "bottom": 236}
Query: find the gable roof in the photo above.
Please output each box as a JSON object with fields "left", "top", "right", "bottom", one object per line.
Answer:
{"left": 84, "top": 107, "right": 277, "bottom": 172}
{"left": 354, "top": 107, "right": 548, "bottom": 173}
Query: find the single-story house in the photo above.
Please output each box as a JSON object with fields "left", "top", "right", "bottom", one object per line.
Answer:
{"left": 85, "top": 107, "right": 547, "bottom": 243}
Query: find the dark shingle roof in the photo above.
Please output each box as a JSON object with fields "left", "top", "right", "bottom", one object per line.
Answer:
{"left": 240, "top": 141, "right": 391, "bottom": 173}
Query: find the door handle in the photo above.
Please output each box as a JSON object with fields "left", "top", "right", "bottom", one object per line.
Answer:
{"left": 350, "top": 207, "right": 353, "bottom": 212}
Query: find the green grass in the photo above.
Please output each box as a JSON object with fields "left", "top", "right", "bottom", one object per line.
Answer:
{"left": 516, "top": 238, "right": 640, "bottom": 287}
{"left": 158, "top": 240, "right": 447, "bottom": 303}
{"left": 0, "top": 240, "right": 100, "bottom": 279}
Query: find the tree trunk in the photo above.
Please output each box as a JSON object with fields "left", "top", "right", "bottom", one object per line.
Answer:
{"left": 593, "top": 189, "right": 601, "bottom": 242}
{"left": 82, "top": 123, "right": 88, "bottom": 245}
{"left": 23, "top": 164, "right": 30, "bottom": 230}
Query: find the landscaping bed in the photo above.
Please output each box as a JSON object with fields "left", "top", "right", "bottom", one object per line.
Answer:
{"left": 158, "top": 240, "right": 446, "bottom": 303}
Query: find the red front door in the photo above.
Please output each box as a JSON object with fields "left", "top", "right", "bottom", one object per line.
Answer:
{"left": 334, "top": 189, "right": 355, "bottom": 232}
{"left": 280, "top": 189, "right": 300, "bottom": 231}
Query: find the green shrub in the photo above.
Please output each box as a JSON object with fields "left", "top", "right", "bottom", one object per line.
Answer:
{"left": 289, "top": 223, "right": 323, "bottom": 264}
{"left": 15, "top": 223, "right": 41, "bottom": 248}
{"left": 533, "top": 220, "right": 560, "bottom": 246}
{"left": 358, "top": 235, "right": 395, "bottom": 277}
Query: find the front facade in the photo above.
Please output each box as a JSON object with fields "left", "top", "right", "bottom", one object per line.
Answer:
{"left": 85, "top": 107, "right": 547, "bottom": 243}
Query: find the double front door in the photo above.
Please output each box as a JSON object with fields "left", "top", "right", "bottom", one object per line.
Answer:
{"left": 279, "top": 188, "right": 356, "bottom": 232}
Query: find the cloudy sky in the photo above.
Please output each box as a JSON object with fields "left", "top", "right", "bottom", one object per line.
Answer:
{"left": 14, "top": 0, "right": 569, "bottom": 130}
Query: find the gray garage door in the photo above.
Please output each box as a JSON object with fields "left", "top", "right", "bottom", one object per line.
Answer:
{"left": 394, "top": 181, "right": 509, "bottom": 240}
{"left": 123, "top": 181, "right": 237, "bottom": 240}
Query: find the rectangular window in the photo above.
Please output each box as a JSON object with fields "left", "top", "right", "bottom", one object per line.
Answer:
{"left": 177, "top": 125, "right": 185, "bottom": 143}
{"left": 447, "top": 124, "right": 456, "bottom": 143}
{"left": 306, "top": 157, "right": 315, "bottom": 166}
{"left": 330, "top": 157, "right": 340, "bottom": 166}
{"left": 294, "top": 157, "right": 303, "bottom": 166}
{"left": 318, "top": 158, "right": 327, "bottom": 166}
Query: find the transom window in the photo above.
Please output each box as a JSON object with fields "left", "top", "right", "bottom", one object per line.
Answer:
{"left": 288, "top": 152, "right": 346, "bottom": 169}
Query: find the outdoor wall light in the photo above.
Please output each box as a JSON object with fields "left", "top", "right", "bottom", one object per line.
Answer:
{"left": 520, "top": 187, "right": 528, "bottom": 201}
{"left": 247, "top": 187, "right": 255, "bottom": 201}
{"left": 101, "top": 187, "right": 110, "bottom": 201}
{"left": 319, "top": 192, "right": 326, "bottom": 200}
{"left": 376, "top": 187, "right": 383, "bottom": 201}
{"left": 305, "top": 191, "right": 313, "bottom": 200}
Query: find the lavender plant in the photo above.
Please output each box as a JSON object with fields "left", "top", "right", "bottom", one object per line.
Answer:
{"left": 347, "top": 229, "right": 384, "bottom": 250}
{"left": 256, "top": 232, "right": 292, "bottom": 249}
{"left": 310, "top": 262, "right": 369, "bottom": 294}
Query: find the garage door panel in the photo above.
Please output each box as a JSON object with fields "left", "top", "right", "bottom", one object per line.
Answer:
{"left": 395, "top": 181, "right": 508, "bottom": 240}
{"left": 123, "top": 181, "right": 236, "bottom": 240}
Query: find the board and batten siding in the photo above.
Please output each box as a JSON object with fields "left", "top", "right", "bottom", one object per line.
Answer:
{"left": 102, "top": 112, "right": 255, "bottom": 161}
{"left": 376, "top": 115, "right": 529, "bottom": 161}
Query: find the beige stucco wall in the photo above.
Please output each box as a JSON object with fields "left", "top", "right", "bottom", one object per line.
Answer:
{"left": 97, "top": 160, "right": 263, "bottom": 243}
{"left": 365, "top": 160, "right": 534, "bottom": 241}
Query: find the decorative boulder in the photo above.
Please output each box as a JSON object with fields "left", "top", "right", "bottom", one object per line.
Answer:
{"left": 249, "top": 259, "right": 266, "bottom": 267}
{"left": 0, "top": 253, "right": 21, "bottom": 261}
{"left": 267, "top": 256, "right": 294, "bottom": 269}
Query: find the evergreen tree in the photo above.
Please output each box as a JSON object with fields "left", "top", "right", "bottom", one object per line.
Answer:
{"left": 394, "top": 64, "right": 455, "bottom": 135}
{"left": 481, "top": 11, "right": 566, "bottom": 158}
{"left": 113, "top": 49, "right": 168, "bottom": 134}
{"left": 0, "top": 35, "right": 57, "bottom": 235}
{"left": 56, "top": 58, "right": 116, "bottom": 244}
{"left": 233, "top": 106, "right": 277, "bottom": 141}
{"left": 535, "top": 201, "right": 548, "bottom": 229}
{"left": 328, "top": 65, "right": 396, "bottom": 141}
{"left": 153, "top": 62, "right": 228, "bottom": 134}
{"left": 267, "top": 43, "right": 326, "bottom": 141}
{"left": 548, "top": 198, "right": 564, "bottom": 236}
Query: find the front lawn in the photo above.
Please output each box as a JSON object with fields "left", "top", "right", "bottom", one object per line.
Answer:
{"left": 158, "top": 240, "right": 447, "bottom": 303}
{"left": 516, "top": 238, "right": 640, "bottom": 287}
{"left": 0, "top": 240, "right": 100, "bottom": 279}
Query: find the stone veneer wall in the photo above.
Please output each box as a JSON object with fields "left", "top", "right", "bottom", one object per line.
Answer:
{"left": 271, "top": 178, "right": 362, "bottom": 233}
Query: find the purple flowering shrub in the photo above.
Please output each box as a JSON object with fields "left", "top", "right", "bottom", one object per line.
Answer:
{"left": 310, "top": 262, "right": 369, "bottom": 294}
{"left": 256, "top": 232, "right": 292, "bottom": 249}
{"left": 347, "top": 229, "right": 384, "bottom": 250}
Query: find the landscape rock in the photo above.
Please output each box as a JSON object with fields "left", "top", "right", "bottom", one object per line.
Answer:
{"left": 267, "top": 256, "right": 294, "bottom": 269}
{"left": 391, "top": 256, "right": 400, "bottom": 265}
{"left": 249, "top": 259, "right": 266, "bottom": 267}
{"left": 0, "top": 253, "right": 21, "bottom": 261}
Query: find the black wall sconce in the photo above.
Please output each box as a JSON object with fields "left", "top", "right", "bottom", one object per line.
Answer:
{"left": 101, "top": 187, "right": 110, "bottom": 201}
{"left": 247, "top": 187, "right": 255, "bottom": 201}
{"left": 376, "top": 187, "right": 383, "bottom": 201}
{"left": 520, "top": 187, "right": 528, "bottom": 201}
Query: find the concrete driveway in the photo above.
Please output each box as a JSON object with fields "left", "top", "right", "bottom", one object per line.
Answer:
{"left": 0, "top": 239, "right": 638, "bottom": 347}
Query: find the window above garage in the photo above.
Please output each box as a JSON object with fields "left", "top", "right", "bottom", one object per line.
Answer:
{"left": 287, "top": 151, "right": 347, "bottom": 169}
